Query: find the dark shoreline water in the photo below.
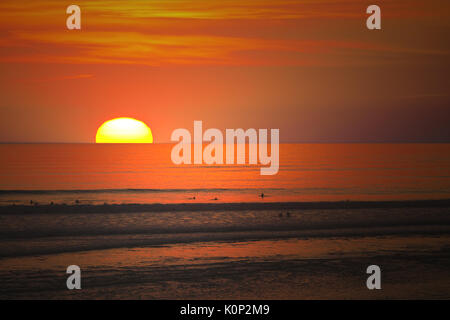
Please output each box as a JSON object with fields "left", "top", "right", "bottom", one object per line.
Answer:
{"left": 1, "top": 198, "right": 450, "bottom": 214}
{"left": 1, "top": 202, "right": 449, "bottom": 257}
{"left": 1, "top": 235, "right": 450, "bottom": 299}
{"left": 1, "top": 201, "right": 449, "bottom": 299}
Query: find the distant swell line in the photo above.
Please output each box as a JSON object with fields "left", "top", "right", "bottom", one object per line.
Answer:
{"left": 1, "top": 199, "right": 450, "bottom": 215}
{"left": 1, "top": 218, "right": 450, "bottom": 240}
{"left": 0, "top": 188, "right": 286, "bottom": 195}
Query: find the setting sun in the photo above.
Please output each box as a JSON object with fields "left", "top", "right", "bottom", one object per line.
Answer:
{"left": 96, "top": 117, "right": 153, "bottom": 143}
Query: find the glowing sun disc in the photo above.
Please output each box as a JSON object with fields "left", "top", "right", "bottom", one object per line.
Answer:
{"left": 96, "top": 117, "right": 153, "bottom": 143}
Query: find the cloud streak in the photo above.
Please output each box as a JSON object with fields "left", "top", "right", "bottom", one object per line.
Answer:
{"left": 0, "top": 0, "right": 448, "bottom": 66}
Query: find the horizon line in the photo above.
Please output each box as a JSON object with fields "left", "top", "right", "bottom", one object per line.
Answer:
{"left": 1, "top": 141, "right": 450, "bottom": 144}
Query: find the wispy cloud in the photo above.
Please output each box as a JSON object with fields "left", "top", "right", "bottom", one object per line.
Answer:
{"left": 13, "top": 74, "right": 94, "bottom": 84}
{"left": 0, "top": 0, "right": 448, "bottom": 66}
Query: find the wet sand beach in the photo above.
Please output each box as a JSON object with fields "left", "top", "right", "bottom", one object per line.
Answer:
{"left": 0, "top": 201, "right": 449, "bottom": 299}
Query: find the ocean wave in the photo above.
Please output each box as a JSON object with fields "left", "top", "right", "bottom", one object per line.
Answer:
{"left": 1, "top": 216, "right": 450, "bottom": 240}
{"left": 0, "top": 187, "right": 286, "bottom": 195}
{"left": 1, "top": 225, "right": 450, "bottom": 258}
{"left": 0, "top": 199, "right": 449, "bottom": 215}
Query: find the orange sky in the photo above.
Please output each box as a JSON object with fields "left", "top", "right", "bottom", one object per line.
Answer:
{"left": 0, "top": 0, "right": 449, "bottom": 142}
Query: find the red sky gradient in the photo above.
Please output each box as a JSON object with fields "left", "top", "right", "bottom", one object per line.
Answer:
{"left": 0, "top": 0, "right": 449, "bottom": 143}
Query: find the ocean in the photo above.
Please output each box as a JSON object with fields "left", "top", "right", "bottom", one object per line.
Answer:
{"left": 0, "top": 143, "right": 449, "bottom": 299}
{"left": 1, "top": 143, "right": 449, "bottom": 205}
